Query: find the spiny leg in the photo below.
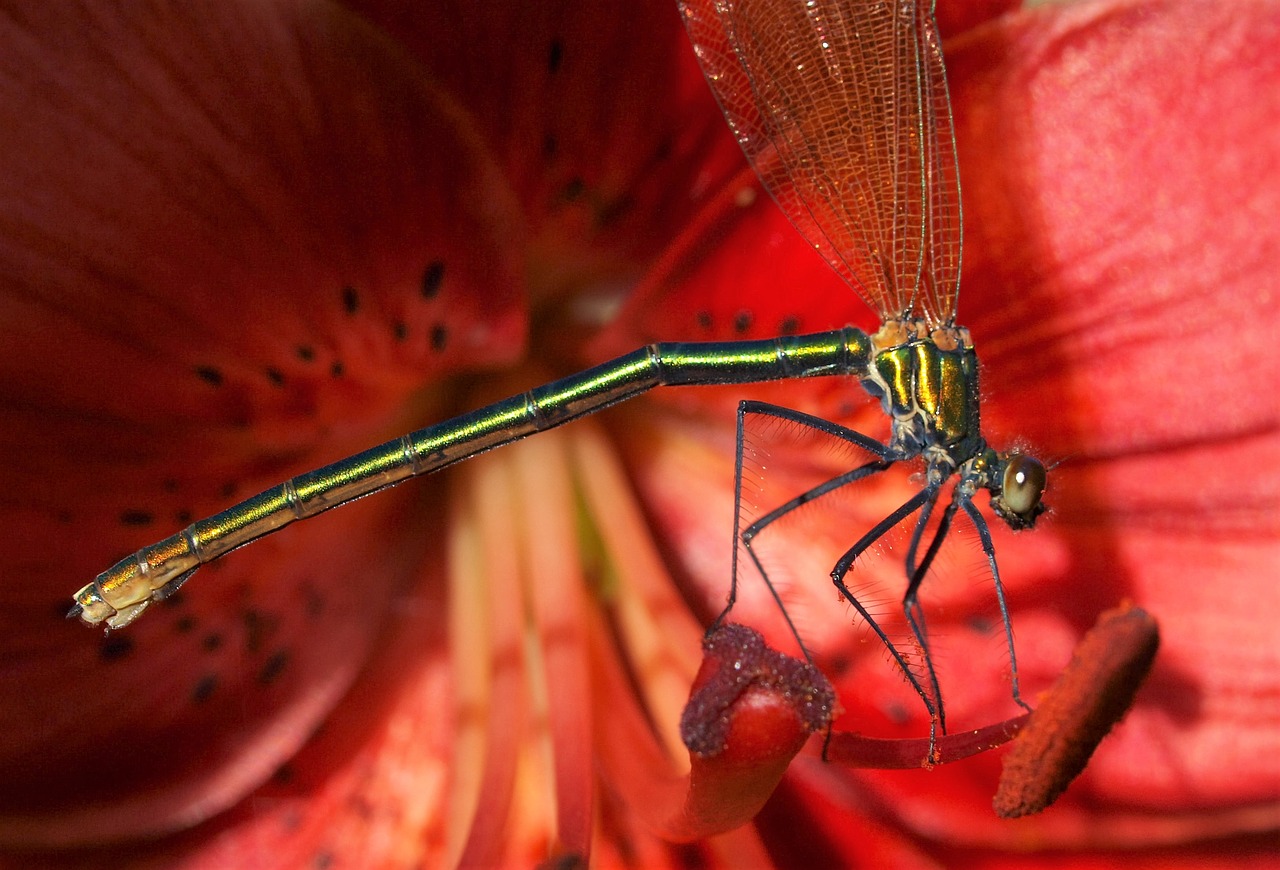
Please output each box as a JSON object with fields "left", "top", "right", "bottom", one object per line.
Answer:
{"left": 901, "top": 486, "right": 961, "bottom": 736}
{"left": 737, "top": 401, "right": 898, "bottom": 551}
{"left": 712, "top": 401, "right": 812, "bottom": 652}
{"left": 960, "top": 497, "right": 1032, "bottom": 712}
{"left": 713, "top": 400, "right": 896, "bottom": 663}
{"left": 829, "top": 487, "right": 943, "bottom": 750}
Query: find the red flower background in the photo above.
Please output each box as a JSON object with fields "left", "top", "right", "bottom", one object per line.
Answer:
{"left": 0, "top": 0, "right": 1275, "bottom": 867}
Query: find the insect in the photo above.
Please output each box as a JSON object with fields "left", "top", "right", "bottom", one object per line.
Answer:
{"left": 681, "top": 0, "right": 1046, "bottom": 744}
{"left": 70, "top": 1, "right": 1047, "bottom": 752}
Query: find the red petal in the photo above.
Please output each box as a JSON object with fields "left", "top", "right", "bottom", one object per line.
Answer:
{"left": 948, "top": 0, "right": 1280, "bottom": 819}
{"left": 86, "top": 557, "right": 456, "bottom": 869}
{"left": 348, "top": 0, "right": 747, "bottom": 298}
{"left": 936, "top": 2, "right": 1023, "bottom": 40}
{"left": 0, "top": 0, "right": 523, "bottom": 844}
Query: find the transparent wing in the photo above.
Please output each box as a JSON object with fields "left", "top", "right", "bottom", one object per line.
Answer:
{"left": 915, "top": 2, "right": 962, "bottom": 324}
{"left": 679, "top": 0, "right": 962, "bottom": 325}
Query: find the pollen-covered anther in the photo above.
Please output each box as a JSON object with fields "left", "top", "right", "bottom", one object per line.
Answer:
{"left": 681, "top": 623, "right": 836, "bottom": 759}
{"left": 994, "top": 602, "right": 1160, "bottom": 818}
{"left": 663, "top": 623, "right": 835, "bottom": 838}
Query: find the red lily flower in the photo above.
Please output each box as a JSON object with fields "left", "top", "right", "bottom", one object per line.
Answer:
{"left": 0, "top": 0, "right": 1275, "bottom": 867}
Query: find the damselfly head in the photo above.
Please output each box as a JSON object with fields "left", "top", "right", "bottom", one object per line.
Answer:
{"left": 991, "top": 453, "right": 1048, "bottom": 530}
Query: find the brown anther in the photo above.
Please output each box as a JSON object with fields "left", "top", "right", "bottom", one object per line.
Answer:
{"left": 994, "top": 602, "right": 1160, "bottom": 818}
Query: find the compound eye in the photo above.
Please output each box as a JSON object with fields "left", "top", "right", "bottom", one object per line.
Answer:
{"left": 1002, "top": 454, "right": 1047, "bottom": 518}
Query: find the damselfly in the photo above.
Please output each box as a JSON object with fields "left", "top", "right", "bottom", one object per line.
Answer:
{"left": 70, "top": 1, "right": 1047, "bottom": 750}
{"left": 685, "top": 0, "right": 1046, "bottom": 742}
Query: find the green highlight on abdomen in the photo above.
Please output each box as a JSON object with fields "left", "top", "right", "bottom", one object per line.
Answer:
{"left": 71, "top": 327, "right": 871, "bottom": 628}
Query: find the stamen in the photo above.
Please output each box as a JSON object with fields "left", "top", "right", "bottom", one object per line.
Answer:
{"left": 591, "top": 620, "right": 831, "bottom": 842}
{"left": 516, "top": 433, "right": 595, "bottom": 858}
{"left": 826, "top": 714, "right": 1029, "bottom": 769}
{"left": 569, "top": 423, "right": 703, "bottom": 757}
{"left": 994, "top": 602, "right": 1159, "bottom": 818}
{"left": 446, "top": 456, "right": 525, "bottom": 867}
{"left": 682, "top": 624, "right": 835, "bottom": 837}
{"left": 680, "top": 624, "right": 835, "bottom": 757}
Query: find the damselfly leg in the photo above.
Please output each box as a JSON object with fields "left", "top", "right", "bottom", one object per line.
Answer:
{"left": 719, "top": 397, "right": 1036, "bottom": 754}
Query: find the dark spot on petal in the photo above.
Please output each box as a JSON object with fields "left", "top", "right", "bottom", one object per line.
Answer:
{"left": 542, "top": 133, "right": 558, "bottom": 159}
{"left": 195, "top": 366, "right": 223, "bottom": 387}
{"left": 120, "top": 509, "right": 153, "bottom": 527}
{"left": 191, "top": 674, "right": 218, "bottom": 703}
{"left": 826, "top": 650, "right": 852, "bottom": 676}
{"left": 162, "top": 478, "right": 179, "bottom": 493}
{"left": 258, "top": 649, "right": 290, "bottom": 685}
{"left": 202, "top": 632, "right": 223, "bottom": 652}
{"left": 559, "top": 176, "right": 585, "bottom": 202}
{"left": 330, "top": 360, "right": 344, "bottom": 378}
{"left": 654, "top": 135, "right": 674, "bottom": 162}
{"left": 57, "top": 510, "right": 72, "bottom": 524}
{"left": 160, "top": 590, "right": 185, "bottom": 609}
{"left": 696, "top": 310, "right": 713, "bottom": 331}
{"left": 733, "top": 310, "right": 754, "bottom": 334}
{"left": 220, "top": 481, "right": 238, "bottom": 498}
{"left": 296, "top": 345, "right": 315, "bottom": 362}
{"left": 779, "top": 315, "right": 800, "bottom": 335}
{"left": 544, "top": 854, "right": 586, "bottom": 870}
{"left": 175, "top": 509, "right": 192, "bottom": 524}
{"left": 392, "top": 320, "right": 408, "bottom": 342}
{"left": 242, "top": 609, "right": 278, "bottom": 653}
{"left": 174, "top": 614, "right": 197, "bottom": 634}
{"left": 313, "top": 851, "right": 335, "bottom": 870}
{"left": 548, "top": 38, "right": 563, "bottom": 74}
{"left": 341, "top": 285, "right": 359, "bottom": 314}
{"left": 273, "top": 763, "right": 295, "bottom": 784}
{"left": 99, "top": 633, "right": 134, "bottom": 662}
{"left": 430, "top": 323, "right": 448, "bottom": 352}
{"left": 969, "top": 614, "right": 995, "bottom": 634}
{"left": 421, "top": 259, "right": 445, "bottom": 299}
{"left": 266, "top": 367, "right": 285, "bottom": 387}
{"left": 884, "top": 700, "right": 911, "bottom": 725}
{"left": 304, "top": 586, "right": 325, "bottom": 619}
{"left": 595, "top": 194, "right": 633, "bottom": 229}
